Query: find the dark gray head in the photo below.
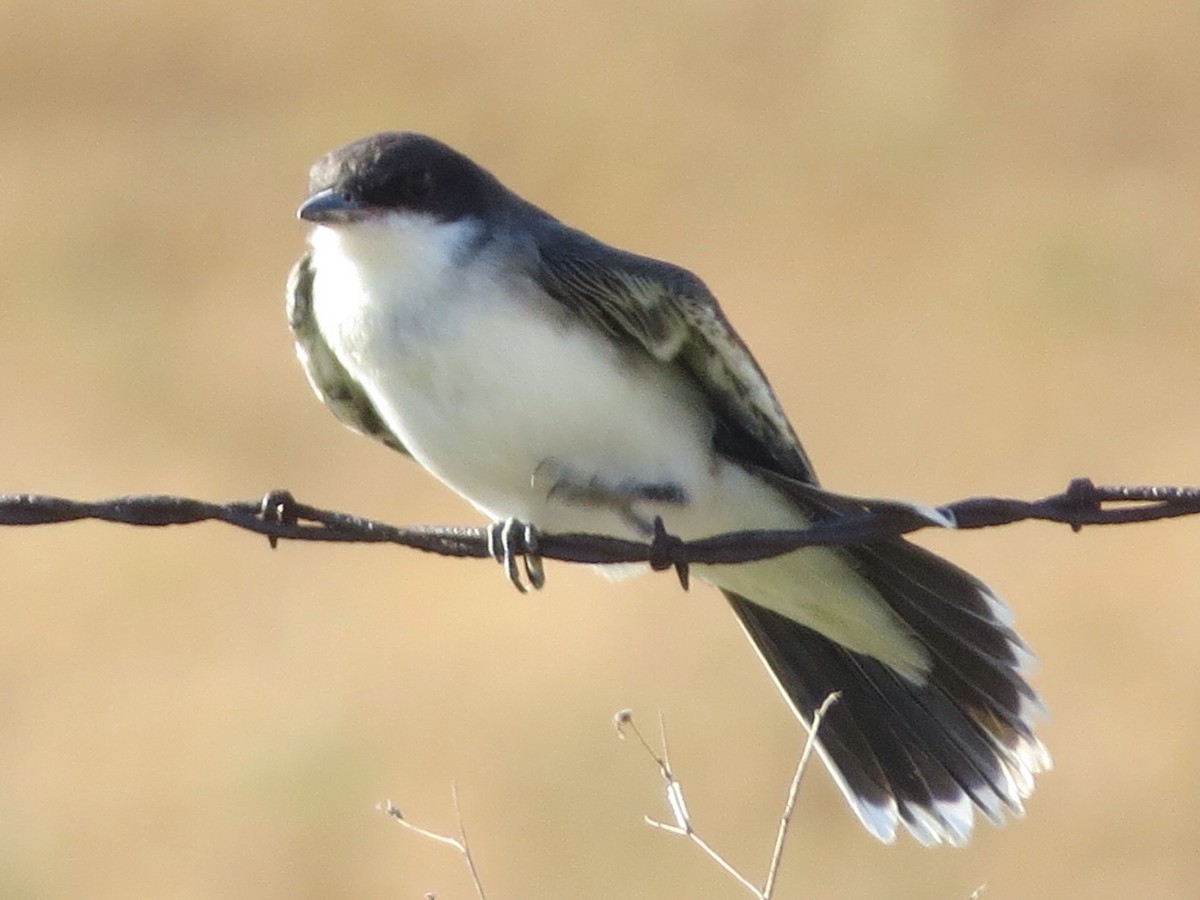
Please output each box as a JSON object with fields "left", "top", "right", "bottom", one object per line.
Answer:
{"left": 298, "top": 132, "right": 510, "bottom": 225}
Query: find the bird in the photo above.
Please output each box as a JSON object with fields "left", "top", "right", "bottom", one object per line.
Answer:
{"left": 287, "top": 131, "right": 1049, "bottom": 845}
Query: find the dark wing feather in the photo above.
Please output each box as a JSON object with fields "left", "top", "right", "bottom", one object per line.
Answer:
{"left": 532, "top": 224, "right": 1047, "bottom": 844}
{"left": 534, "top": 226, "right": 816, "bottom": 482}
{"left": 286, "top": 252, "right": 409, "bottom": 456}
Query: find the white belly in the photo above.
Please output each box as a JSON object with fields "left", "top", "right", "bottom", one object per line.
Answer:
{"left": 309, "top": 215, "right": 736, "bottom": 537}
{"left": 360, "top": 296, "right": 723, "bottom": 534}
{"left": 306, "top": 214, "right": 926, "bottom": 676}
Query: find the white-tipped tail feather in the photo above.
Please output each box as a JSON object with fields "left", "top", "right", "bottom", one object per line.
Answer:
{"left": 727, "top": 531, "right": 1049, "bottom": 846}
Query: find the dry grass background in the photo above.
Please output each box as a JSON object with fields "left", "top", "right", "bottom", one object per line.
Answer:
{"left": 2, "top": 2, "right": 1199, "bottom": 897}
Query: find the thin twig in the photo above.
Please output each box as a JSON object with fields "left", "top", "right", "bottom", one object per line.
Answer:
{"left": 646, "top": 820, "right": 764, "bottom": 898}
{"left": 450, "top": 783, "right": 485, "bottom": 899}
{"left": 377, "top": 786, "right": 486, "bottom": 900}
{"left": 616, "top": 699, "right": 838, "bottom": 899}
{"left": 762, "top": 692, "right": 840, "bottom": 899}
{"left": 616, "top": 710, "right": 762, "bottom": 897}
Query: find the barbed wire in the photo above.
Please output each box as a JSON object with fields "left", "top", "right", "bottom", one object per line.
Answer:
{"left": 2, "top": 478, "right": 1197, "bottom": 579}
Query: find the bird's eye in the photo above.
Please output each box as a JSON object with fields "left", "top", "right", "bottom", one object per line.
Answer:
{"left": 404, "top": 166, "right": 434, "bottom": 201}
{"left": 369, "top": 165, "right": 435, "bottom": 208}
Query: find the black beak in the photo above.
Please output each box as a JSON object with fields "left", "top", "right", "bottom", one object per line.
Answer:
{"left": 297, "top": 189, "right": 370, "bottom": 224}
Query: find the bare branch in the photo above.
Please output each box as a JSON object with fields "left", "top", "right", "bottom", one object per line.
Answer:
{"left": 762, "top": 692, "right": 840, "bottom": 899}
{"left": 617, "top": 710, "right": 763, "bottom": 897}
{"left": 2, "top": 478, "right": 1197, "bottom": 576}
{"left": 377, "top": 786, "right": 486, "bottom": 900}
{"left": 616, "top": 698, "right": 838, "bottom": 899}
{"left": 449, "top": 783, "right": 485, "bottom": 900}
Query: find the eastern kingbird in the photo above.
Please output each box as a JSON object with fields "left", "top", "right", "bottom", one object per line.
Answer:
{"left": 288, "top": 132, "right": 1049, "bottom": 845}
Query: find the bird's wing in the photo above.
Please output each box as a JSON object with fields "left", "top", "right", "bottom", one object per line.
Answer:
{"left": 534, "top": 227, "right": 816, "bottom": 482}
{"left": 286, "top": 252, "right": 409, "bottom": 456}
{"left": 536, "top": 226, "right": 1049, "bottom": 848}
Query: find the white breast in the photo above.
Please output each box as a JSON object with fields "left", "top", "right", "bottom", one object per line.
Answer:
{"left": 305, "top": 212, "right": 926, "bottom": 674}
{"left": 308, "top": 212, "right": 719, "bottom": 535}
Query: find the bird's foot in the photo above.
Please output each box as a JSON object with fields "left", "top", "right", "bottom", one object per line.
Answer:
{"left": 486, "top": 517, "right": 545, "bottom": 593}
{"left": 533, "top": 458, "right": 688, "bottom": 535}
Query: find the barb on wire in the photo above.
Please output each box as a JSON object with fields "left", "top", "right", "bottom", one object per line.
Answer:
{"left": 1, "top": 477, "right": 1197, "bottom": 574}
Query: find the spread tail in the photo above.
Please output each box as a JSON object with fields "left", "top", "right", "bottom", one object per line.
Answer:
{"left": 726, "top": 533, "right": 1050, "bottom": 845}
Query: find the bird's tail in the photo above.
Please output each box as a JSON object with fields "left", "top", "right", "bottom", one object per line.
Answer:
{"left": 723, "top": 486, "right": 1050, "bottom": 846}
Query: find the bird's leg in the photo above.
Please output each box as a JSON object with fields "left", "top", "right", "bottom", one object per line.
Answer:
{"left": 486, "top": 517, "right": 545, "bottom": 593}
{"left": 533, "top": 458, "right": 689, "bottom": 536}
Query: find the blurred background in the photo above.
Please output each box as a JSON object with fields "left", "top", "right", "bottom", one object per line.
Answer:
{"left": 2, "top": 1, "right": 1198, "bottom": 897}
